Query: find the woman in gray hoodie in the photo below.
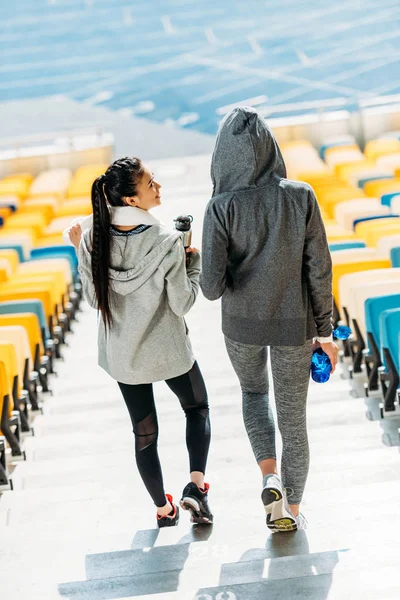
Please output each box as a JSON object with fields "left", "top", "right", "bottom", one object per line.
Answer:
{"left": 69, "top": 157, "right": 212, "bottom": 528}
{"left": 201, "top": 107, "right": 338, "bottom": 533}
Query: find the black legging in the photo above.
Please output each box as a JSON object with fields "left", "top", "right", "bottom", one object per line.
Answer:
{"left": 118, "top": 361, "right": 210, "bottom": 507}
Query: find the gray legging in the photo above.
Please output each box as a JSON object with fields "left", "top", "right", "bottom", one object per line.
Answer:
{"left": 225, "top": 337, "right": 313, "bottom": 505}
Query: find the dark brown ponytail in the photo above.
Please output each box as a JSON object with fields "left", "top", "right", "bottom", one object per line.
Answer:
{"left": 90, "top": 157, "right": 144, "bottom": 329}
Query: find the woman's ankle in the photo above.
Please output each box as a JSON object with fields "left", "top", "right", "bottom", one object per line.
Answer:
{"left": 157, "top": 499, "right": 173, "bottom": 517}
{"left": 289, "top": 503, "right": 300, "bottom": 517}
{"left": 190, "top": 471, "right": 205, "bottom": 489}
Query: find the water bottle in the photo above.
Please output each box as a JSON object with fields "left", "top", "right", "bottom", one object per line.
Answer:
{"left": 310, "top": 325, "right": 351, "bottom": 383}
{"left": 173, "top": 214, "right": 193, "bottom": 248}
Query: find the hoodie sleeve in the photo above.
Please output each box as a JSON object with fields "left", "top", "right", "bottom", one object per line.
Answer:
{"left": 303, "top": 190, "right": 333, "bottom": 337}
{"left": 77, "top": 234, "right": 98, "bottom": 310}
{"left": 165, "top": 240, "right": 201, "bottom": 317}
{"left": 200, "top": 198, "right": 229, "bottom": 301}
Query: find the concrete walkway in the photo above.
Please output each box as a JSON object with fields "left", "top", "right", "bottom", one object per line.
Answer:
{"left": 1, "top": 155, "right": 400, "bottom": 600}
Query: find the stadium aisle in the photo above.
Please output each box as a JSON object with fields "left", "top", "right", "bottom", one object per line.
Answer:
{"left": 1, "top": 156, "right": 400, "bottom": 599}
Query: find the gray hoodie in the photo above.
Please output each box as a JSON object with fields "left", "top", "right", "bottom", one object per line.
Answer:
{"left": 78, "top": 226, "right": 200, "bottom": 384}
{"left": 200, "top": 107, "right": 333, "bottom": 346}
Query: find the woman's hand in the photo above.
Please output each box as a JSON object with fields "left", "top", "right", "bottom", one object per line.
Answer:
{"left": 313, "top": 340, "right": 339, "bottom": 374}
{"left": 69, "top": 224, "right": 82, "bottom": 250}
{"left": 185, "top": 246, "right": 199, "bottom": 256}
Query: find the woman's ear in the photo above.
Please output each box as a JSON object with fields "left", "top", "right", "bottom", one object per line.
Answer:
{"left": 124, "top": 196, "right": 140, "bottom": 207}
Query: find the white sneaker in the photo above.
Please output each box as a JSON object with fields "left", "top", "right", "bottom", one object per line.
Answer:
{"left": 261, "top": 474, "right": 297, "bottom": 533}
{"left": 294, "top": 512, "right": 308, "bottom": 530}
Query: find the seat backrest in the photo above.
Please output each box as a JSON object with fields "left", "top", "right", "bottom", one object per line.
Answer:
{"left": 0, "top": 243, "right": 26, "bottom": 262}
{"left": 0, "top": 289, "right": 53, "bottom": 320}
{"left": 331, "top": 248, "right": 376, "bottom": 264}
{"left": 329, "top": 242, "right": 366, "bottom": 252}
{"left": 379, "top": 308, "right": 400, "bottom": 371}
{"left": 18, "top": 258, "right": 72, "bottom": 286}
{"left": 30, "top": 246, "right": 78, "bottom": 270}
{"left": 0, "top": 341, "right": 20, "bottom": 404}
{"left": 376, "top": 235, "right": 400, "bottom": 258}
{"left": 0, "top": 313, "right": 43, "bottom": 359}
{"left": 0, "top": 325, "right": 31, "bottom": 377}
{"left": 365, "top": 294, "right": 400, "bottom": 349}
{"left": 349, "top": 280, "right": 400, "bottom": 338}
{"left": 0, "top": 300, "right": 49, "bottom": 339}
{"left": 390, "top": 247, "right": 400, "bottom": 268}
{"left": 367, "top": 224, "right": 400, "bottom": 247}
{"left": 355, "top": 217, "right": 400, "bottom": 238}
{"left": 353, "top": 214, "right": 399, "bottom": 230}
{"left": 0, "top": 249, "right": 19, "bottom": 272}
{"left": 339, "top": 267, "right": 400, "bottom": 315}
{"left": 333, "top": 260, "right": 391, "bottom": 308}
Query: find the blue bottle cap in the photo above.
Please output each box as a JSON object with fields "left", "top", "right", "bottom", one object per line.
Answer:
{"left": 333, "top": 325, "right": 351, "bottom": 340}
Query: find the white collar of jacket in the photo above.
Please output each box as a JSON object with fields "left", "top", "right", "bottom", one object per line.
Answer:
{"left": 63, "top": 207, "right": 161, "bottom": 246}
{"left": 110, "top": 206, "right": 161, "bottom": 226}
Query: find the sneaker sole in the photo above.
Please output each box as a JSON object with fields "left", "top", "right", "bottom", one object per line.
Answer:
{"left": 180, "top": 496, "right": 213, "bottom": 525}
{"left": 261, "top": 486, "right": 297, "bottom": 533}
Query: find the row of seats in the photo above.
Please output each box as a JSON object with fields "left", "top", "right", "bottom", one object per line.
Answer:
{"left": 282, "top": 133, "right": 400, "bottom": 421}
{"left": 0, "top": 163, "right": 106, "bottom": 489}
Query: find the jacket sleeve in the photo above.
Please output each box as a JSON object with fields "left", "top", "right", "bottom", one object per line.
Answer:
{"left": 303, "top": 190, "right": 333, "bottom": 337}
{"left": 165, "top": 240, "right": 201, "bottom": 317}
{"left": 77, "top": 235, "right": 98, "bottom": 310}
{"left": 200, "top": 198, "right": 229, "bottom": 301}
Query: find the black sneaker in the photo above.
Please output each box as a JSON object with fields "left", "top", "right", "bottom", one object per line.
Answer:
{"left": 180, "top": 482, "right": 213, "bottom": 524}
{"left": 156, "top": 494, "right": 179, "bottom": 528}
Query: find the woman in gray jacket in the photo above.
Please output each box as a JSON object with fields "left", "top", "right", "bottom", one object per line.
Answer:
{"left": 201, "top": 107, "right": 338, "bottom": 533}
{"left": 69, "top": 157, "right": 212, "bottom": 528}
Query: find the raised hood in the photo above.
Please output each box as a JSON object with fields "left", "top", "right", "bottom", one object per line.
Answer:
{"left": 211, "top": 107, "right": 287, "bottom": 196}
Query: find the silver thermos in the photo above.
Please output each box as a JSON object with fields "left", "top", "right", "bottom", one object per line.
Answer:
{"left": 174, "top": 215, "right": 193, "bottom": 264}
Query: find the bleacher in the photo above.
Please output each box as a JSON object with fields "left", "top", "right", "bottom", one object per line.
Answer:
{"left": 0, "top": 163, "right": 107, "bottom": 489}
{"left": 281, "top": 132, "right": 400, "bottom": 423}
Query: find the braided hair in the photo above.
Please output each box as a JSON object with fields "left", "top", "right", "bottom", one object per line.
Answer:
{"left": 91, "top": 157, "right": 144, "bottom": 328}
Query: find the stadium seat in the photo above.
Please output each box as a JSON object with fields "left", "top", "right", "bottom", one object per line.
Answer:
{"left": 331, "top": 248, "right": 377, "bottom": 264}
{"left": 0, "top": 234, "right": 33, "bottom": 260}
{"left": 0, "top": 249, "right": 19, "bottom": 273}
{"left": 365, "top": 138, "right": 400, "bottom": 161}
{"left": 365, "top": 294, "right": 400, "bottom": 393}
{"left": 333, "top": 260, "right": 391, "bottom": 320}
{"left": 0, "top": 313, "right": 50, "bottom": 394}
{"left": 0, "top": 194, "right": 19, "bottom": 211}
{"left": 353, "top": 214, "right": 400, "bottom": 230}
{"left": 364, "top": 178, "right": 400, "bottom": 198}
{"left": 391, "top": 247, "right": 400, "bottom": 267}
{"left": 334, "top": 198, "right": 390, "bottom": 230}
{"left": 377, "top": 153, "right": 400, "bottom": 173}
{"left": 0, "top": 360, "right": 23, "bottom": 457}
{"left": 329, "top": 242, "right": 366, "bottom": 252}
{"left": 376, "top": 235, "right": 400, "bottom": 259}
{"left": 0, "top": 325, "right": 39, "bottom": 411}
{"left": 381, "top": 192, "right": 400, "bottom": 207}
{"left": 29, "top": 169, "right": 71, "bottom": 199}
{"left": 67, "top": 164, "right": 108, "bottom": 198}
{"left": 3, "top": 213, "right": 47, "bottom": 238}
{"left": 346, "top": 280, "right": 400, "bottom": 375}
{"left": 379, "top": 308, "right": 400, "bottom": 413}
{"left": 0, "top": 342, "right": 30, "bottom": 433}
{"left": 391, "top": 195, "right": 400, "bottom": 212}
{"left": 358, "top": 175, "right": 394, "bottom": 189}
{"left": 0, "top": 243, "right": 25, "bottom": 262}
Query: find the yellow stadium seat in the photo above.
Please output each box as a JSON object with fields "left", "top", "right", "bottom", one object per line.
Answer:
{"left": 0, "top": 285, "right": 54, "bottom": 324}
{"left": 34, "top": 234, "right": 65, "bottom": 247}
{"left": 332, "top": 259, "right": 391, "bottom": 307}
{"left": 20, "top": 197, "right": 60, "bottom": 223}
{"left": 0, "top": 249, "right": 19, "bottom": 273}
{"left": 0, "top": 314, "right": 43, "bottom": 369}
{"left": 0, "top": 176, "right": 31, "bottom": 200}
{"left": 365, "top": 138, "right": 400, "bottom": 161}
{"left": 3, "top": 213, "right": 47, "bottom": 238}
{"left": 355, "top": 217, "right": 400, "bottom": 238}
{"left": 2, "top": 173, "right": 33, "bottom": 186}
{"left": 0, "top": 326, "right": 31, "bottom": 384}
{"left": 29, "top": 169, "right": 72, "bottom": 199}
{"left": 0, "top": 359, "right": 22, "bottom": 457}
{"left": 56, "top": 197, "right": 92, "bottom": 218}
{"left": 325, "top": 224, "right": 358, "bottom": 242}
{"left": 364, "top": 178, "right": 400, "bottom": 198}
{"left": 67, "top": 164, "right": 108, "bottom": 198}
{"left": 17, "top": 258, "right": 72, "bottom": 287}
{"left": 0, "top": 342, "right": 21, "bottom": 408}
{"left": 366, "top": 224, "right": 400, "bottom": 248}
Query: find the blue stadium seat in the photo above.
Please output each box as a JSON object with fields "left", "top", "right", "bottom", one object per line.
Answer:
{"left": 364, "top": 294, "right": 400, "bottom": 392}
{"left": 0, "top": 300, "right": 50, "bottom": 343}
{"left": 390, "top": 246, "right": 400, "bottom": 267}
{"left": 379, "top": 308, "right": 400, "bottom": 412}
{"left": 30, "top": 246, "right": 78, "bottom": 276}
{"left": 381, "top": 192, "right": 400, "bottom": 207}
{"left": 0, "top": 243, "right": 24, "bottom": 262}
{"left": 353, "top": 214, "right": 400, "bottom": 230}
{"left": 329, "top": 241, "right": 366, "bottom": 252}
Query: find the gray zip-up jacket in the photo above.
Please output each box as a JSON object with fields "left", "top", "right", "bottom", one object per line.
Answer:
{"left": 78, "top": 226, "right": 200, "bottom": 384}
{"left": 200, "top": 107, "right": 333, "bottom": 346}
